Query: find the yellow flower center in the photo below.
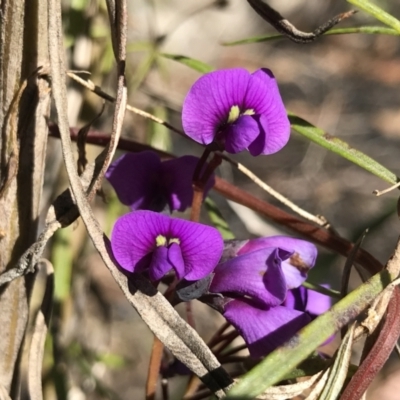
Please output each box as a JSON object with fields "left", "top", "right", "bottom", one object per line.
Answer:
{"left": 156, "top": 235, "right": 180, "bottom": 247}
{"left": 227, "top": 105, "right": 255, "bottom": 124}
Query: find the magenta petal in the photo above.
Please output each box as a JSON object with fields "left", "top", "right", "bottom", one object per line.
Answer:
{"left": 106, "top": 152, "right": 163, "bottom": 210}
{"left": 210, "top": 248, "right": 287, "bottom": 307}
{"left": 167, "top": 243, "right": 185, "bottom": 279}
{"left": 161, "top": 156, "right": 215, "bottom": 212}
{"left": 111, "top": 211, "right": 171, "bottom": 273}
{"left": 182, "top": 69, "right": 251, "bottom": 145}
{"left": 224, "top": 115, "right": 260, "bottom": 154}
{"left": 238, "top": 236, "right": 317, "bottom": 289}
{"left": 170, "top": 218, "right": 224, "bottom": 281}
{"left": 149, "top": 246, "right": 173, "bottom": 281}
{"left": 224, "top": 299, "right": 311, "bottom": 357}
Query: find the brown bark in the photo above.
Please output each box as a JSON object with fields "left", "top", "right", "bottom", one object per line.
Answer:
{"left": 0, "top": 0, "right": 50, "bottom": 396}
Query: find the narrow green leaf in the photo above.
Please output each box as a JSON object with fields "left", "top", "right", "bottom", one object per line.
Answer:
{"left": 318, "top": 323, "right": 355, "bottom": 400}
{"left": 159, "top": 53, "right": 214, "bottom": 73}
{"left": 302, "top": 281, "right": 341, "bottom": 299}
{"left": 223, "top": 26, "right": 399, "bottom": 45}
{"left": 289, "top": 113, "right": 398, "bottom": 185}
{"left": 52, "top": 227, "right": 73, "bottom": 302}
{"left": 347, "top": 0, "right": 400, "bottom": 33}
{"left": 226, "top": 269, "right": 393, "bottom": 399}
{"left": 204, "top": 197, "right": 235, "bottom": 240}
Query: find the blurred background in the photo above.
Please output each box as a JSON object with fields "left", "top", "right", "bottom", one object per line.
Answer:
{"left": 39, "top": 0, "right": 400, "bottom": 398}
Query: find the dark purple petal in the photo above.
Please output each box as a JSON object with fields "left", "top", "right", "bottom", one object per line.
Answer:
{"left": 224, "top": 115, "right": 260, "bottom": 154}
{"left": 149, "top": 246, "right": 173, "bottom": 281}
{"left": 161, "top": 156, "right": 215, "bottom": 212}
{"left": 247, "top": 69, "right": 290, "bottom": 156}
{"left": 285, "top": 286, "right": 307, "bottom": 311}
{"left": 106, "top": 152, "right": 164, "bottom": 211}
{"left": 182, "top": 69, "right": 252, "bottom": 145}
{"left": 170, "top": 218, "right": 224, "bottom": 280}
{"left": 167, "top": 243, "right": 186, "bottom": 279}
{"left": 111, "top": 211, "right": 171, "bottom": 273}
{"left": 238, "top": 236, "right": 317, "bottom": 289}
{"left": 224, "top": 299, "right": 311, "bottom": 358}
{"left": 210, "top": 248, "right": 287, "bottom": 307}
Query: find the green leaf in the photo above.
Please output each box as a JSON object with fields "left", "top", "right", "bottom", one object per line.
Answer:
{"left": 226, "top": 269, "right": 393, "bottom": 399}
{"left": 289, "top": 113, "right": 398, "bottom": 185}
{"left": 302, "top": 281, "right": 341, "bottom": 299}
{"left": 52, "top": 226, "right": 73, "bottom": 302}
{"left": 204, "top": 197, "right": 235, "bottom": 240}
{"left": 318, "top": 323, "right": 355, "bottom": 400}
{"left": 347, "top": 0, "right": 400, "bottom": 33}
{"left": 159, "top": 53, "right": 214, "bottom": 73}
{"left": 222, "top": 26, "right": 399, "bottom": 45}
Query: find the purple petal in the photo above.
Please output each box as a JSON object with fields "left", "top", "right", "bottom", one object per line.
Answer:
{"left": 210, "top": 248, "right": 287, "bottom": 307}
{"left": 161, "top": 156, "right": 215, "bottom": 212}
{"left": 238, "top": 236, "right": 317, "bottom": 289}
{"left": 106, "top": 152, "right": 164, "bottom": 211}
{"left": 303, "top": 286, "right": 331, "bottom": 317}
{"left": 285, "top": 286, "right": 307, "bottom": 311}
{"left": 285, "top": 286, "right": 331, "bottom": 316}
{"left": 167, "top": 243, "right": 186, "bottom": 279}
{"left": 224, "top": 299, "right": 311, "bottom": 358}
{"left": 170, "top": 218, "right": 224, "bottom": 280}
{"left": 111, "top": 211, "right": 171, "bottom": 273}
{"left": 182, "top": 69, "right": 252, "bottom": 145}
{"left": 246, "top": 69, "right": 290, "bottom": 156}
{"left": 111, "top": 211, "right": 223, "bottom": 280}
{"left": 224, "top": 115, "right": 260, "bottom": 154}
{"left": 149, "top": 246, "right": 173, "bottom": 281}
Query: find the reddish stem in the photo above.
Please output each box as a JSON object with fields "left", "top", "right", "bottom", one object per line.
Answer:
{"left": 207, "top": 322, "right": 231, "bottom": 349}
{"left": 340, "top": 287, "right": 400, "bottom": 400}
{"left": 146, "top": 337, "right": 164, "bottom": 400}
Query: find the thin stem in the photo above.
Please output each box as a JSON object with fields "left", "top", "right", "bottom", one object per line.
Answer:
{"left": 302, "top": 281, "right": 341, "bottom": 299}
{"left": 189, "top": 188, "right": 203, "bottom": 222}
{"left": 67, "top": 71, "right": 185, "bottom": 137}
{"left": 206, "top": 322, "right": 231, "bottom": 349}
{"left": 373, "top": 180, "right": 400, "bottom": 196}
{"left": 186, "top": 301, "right": 196, "bottom": 329}
{"left": 145, "top": 279, "right": 179, "bottom": 400}
{"left": 190, "top": 148, "right": 220, "bottom": 222}
{"left": 218, "top": 152, "right": 330, "bottom": 228}
{"left": 218, "top": 355, "right": 248, "bottom": 364}
{"left": 146, "top": 337, "right": 164, "bottom": 400}
{"left": 212, "top": 330, "right": 240, "bottom": 356}
{"left": 161, "top": 378, "right": 169, "bottom": 400}
{"left": 218, "top": 344, "right": 247, "bottom": 359}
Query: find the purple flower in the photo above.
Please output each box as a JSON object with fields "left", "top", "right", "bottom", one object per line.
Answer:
{"left": 208, "top": 236, "right": 318, "bottom": 357}
{"left": 214, "top": 236, "right": 318, "bottom": 305}
{"left": 285, "top": 285, "right": 331, "bottom": 318}
{"left": 182, "top": 68, "right": 290, "bottom": 156}
{"left": 105, "top": 151, "right": 215, "bottom": 212}
{"left": 223, "top": 299, "right": 311, "bottom": 358}
{"left": 111, "top": 211, "right": 223, "bottom": 281}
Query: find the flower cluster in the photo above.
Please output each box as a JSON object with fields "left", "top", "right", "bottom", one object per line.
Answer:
{"left": 208, "top": 237, "right": 325, "bottom": 357}
{"left": 111, "top": 210, "right": 329, "bottom": 357}
{"left": 107, "top": 68, "right": 330, "bottom": 358}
